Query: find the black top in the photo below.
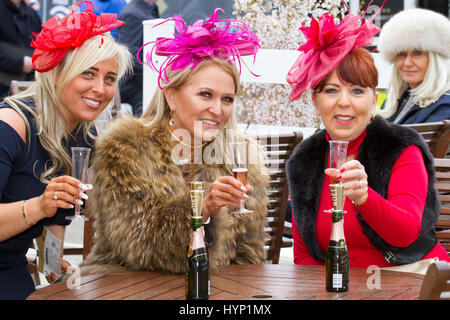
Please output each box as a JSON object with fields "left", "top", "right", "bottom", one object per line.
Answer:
{"left": 0, "top": 98, "right": 95, "bottom": 299}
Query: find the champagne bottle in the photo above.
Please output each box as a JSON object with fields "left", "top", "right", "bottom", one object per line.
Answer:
{"left": 185, "top": 182, "right": 210, "bottom": 300}
{"left": 326, "top": 184, "right": 349, "bottom": 292}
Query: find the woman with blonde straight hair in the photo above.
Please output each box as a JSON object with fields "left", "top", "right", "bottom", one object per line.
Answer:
{"left": 0, "top": 1, "right": 131, "bottom": 299}
{"left": 378, "top": 8, "right": 450, "bottom": 124}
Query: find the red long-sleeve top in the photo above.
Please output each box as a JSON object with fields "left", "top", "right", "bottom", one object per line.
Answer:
{"left": 291, "top": 130, "right": 450, "bottom": 267}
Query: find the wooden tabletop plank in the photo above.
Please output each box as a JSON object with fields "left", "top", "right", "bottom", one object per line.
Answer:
{"left": 48, "top": 273, "right": 137, "bottom": 300}
{"left": 121, "top": 274, "right": 182, "bottom": 300}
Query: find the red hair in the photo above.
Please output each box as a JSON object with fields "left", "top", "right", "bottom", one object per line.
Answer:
{"left": 315, "top": 48, "right": 378, "bottom": 91}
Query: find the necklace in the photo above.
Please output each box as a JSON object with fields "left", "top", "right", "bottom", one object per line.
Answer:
{"left": 170, "top": 130, "right": 208, "bottom": 149}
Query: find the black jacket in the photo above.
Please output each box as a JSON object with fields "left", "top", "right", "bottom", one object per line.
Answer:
{"left": 286, "top": 116, "right": 440, "bottom": 265}
{"left": 0, "top": 0, "right": 41, "bottom": 75}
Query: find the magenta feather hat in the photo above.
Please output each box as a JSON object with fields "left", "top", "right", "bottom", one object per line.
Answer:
{"left": 139, "top": 8, "right": 260, "bottom": 88}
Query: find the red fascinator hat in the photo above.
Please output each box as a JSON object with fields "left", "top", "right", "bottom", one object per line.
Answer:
{"left": 139, "top": 8, "right": 260, "bottom": 88}
{"left": 31, "top": 1, "right": 124, "bottom": 73}
{"left": 286, "top": 0, "right": 383, "bottom": 101}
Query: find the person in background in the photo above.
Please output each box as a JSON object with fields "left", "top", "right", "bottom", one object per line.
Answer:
{"left": 117, "top": 0, "right": 159, "bottom": 116}
{"left": 90, "top": 0, "right": 127, "bottom": 40}
{"left": 285, "top": 5, "right": 450, "bottom": 268}
{"left": 80, "top": 8, "right": 269, "bottom": 275}
{"left": 378, "top": 8, "right": 450, "bottom": 124}
{"left": 0, "top": 1, "right": 131, "bottom": 299}
{"left": 0, "top": 0, "right": 41, "bottom": 99}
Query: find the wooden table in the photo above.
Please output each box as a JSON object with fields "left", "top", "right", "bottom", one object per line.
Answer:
{"left": 27, "top": 264, "right": 424, "bottom": 300}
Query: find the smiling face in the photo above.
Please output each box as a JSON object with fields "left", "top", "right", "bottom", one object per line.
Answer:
{"left": 165, "top": 62, "right": 236, "bottom": 142}
{"left": 395, "top": 50, "right": 429, "bottom": 89}
{"left": 312, "top": 69, "right": 377, "bottom": 141}
{"left": 60, "top": 57, "right": 118, "bottom": 131}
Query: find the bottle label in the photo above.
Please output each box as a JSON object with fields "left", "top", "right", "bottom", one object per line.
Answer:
{"left": 332, "top": 273, "right": 343, "bottom": 288}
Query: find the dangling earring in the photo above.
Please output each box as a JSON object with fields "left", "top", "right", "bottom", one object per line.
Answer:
{"left": 314, "top": 115, "right": 322, "bottom": 132}
{"left": 169, "top": 110, "right": 175, "bottom": 126}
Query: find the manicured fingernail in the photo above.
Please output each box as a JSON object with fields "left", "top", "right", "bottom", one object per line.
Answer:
{"left": 243, "top": 194, "right": 249, "bottom": 199}
{"left": 340, "top": 167, "right": 346, "bottom": 172}
{"left": 86, "top": 184, "right": 93, "bottom": 190}
{"left": 80, "top": 192, "right": 88, "bottom": 200}
{"left": 240, "top": 186, "right": 247, "bottom": 192}
{"left": 336, "top": 175, "right": 342, "bottom": 180}
{"left": 79, "top": 184, "right": 88, "bottom": 190}
{"left": 68, "top": 204, "right": 74, "bottom": 209}
{"left": 76, "top": 199, "right": 83, "bottom": 205}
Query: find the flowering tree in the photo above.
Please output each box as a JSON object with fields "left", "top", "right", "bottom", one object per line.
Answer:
{"left": 233, "top": 0, "right": 346, "bottom": 127}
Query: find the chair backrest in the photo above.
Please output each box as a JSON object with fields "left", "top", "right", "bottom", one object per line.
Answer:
{"left": 10, "top": 80, "right": 34, "bottom": 95}
{"left": 419, "top": 261, "right": 450, "bottom": 300}
{"left": 110, "top": 84, "right": 122, "bottom": 119}
{"left": 404, "top": 120, "right": 450, "bottom": 158}
{"left": 256, "top": 131, "right": 303, "bottom": 264}
{"left": 433, "top": 158, "right": 450, "bottom": 255}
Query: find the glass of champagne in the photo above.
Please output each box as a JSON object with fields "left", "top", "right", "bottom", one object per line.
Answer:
{"left": 66, "top": 147, "right": 91, "bottom": 221}
{"left": 325, "top": 140, "right": 348, "bottom": 213}
{"left": 229, "top": 141, "right": 253, "bottom": 214}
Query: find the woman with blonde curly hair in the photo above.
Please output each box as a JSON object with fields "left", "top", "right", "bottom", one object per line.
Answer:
{"left": 80, "top": 8, "right": 269, "bottom": 276}
{"left": 0, "top": 1, "right": 131, "bottom": 299}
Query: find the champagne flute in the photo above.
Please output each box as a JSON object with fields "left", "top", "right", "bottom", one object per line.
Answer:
{"left": 229, "top": 141, "right": 253, "bottom": 214}
{"left": 66, "top": 147, "right": 91, "bottom": 221}
{"left": 325, "top": 141, "right": 348, "bottom": 213}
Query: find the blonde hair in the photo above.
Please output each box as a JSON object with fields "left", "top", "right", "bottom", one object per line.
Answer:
{"left": 380, "top": 51, "right": 450, "bottom": 119}
{"left": 3, "top": 33, "right": 132, "bottom": 182}
{"left": 142, "top": 58, "right": 263, "bottom": 171}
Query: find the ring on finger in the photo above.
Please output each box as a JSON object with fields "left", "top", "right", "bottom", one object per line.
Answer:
{"left": 53, "top": 191, "right": 58, "bottom": 200}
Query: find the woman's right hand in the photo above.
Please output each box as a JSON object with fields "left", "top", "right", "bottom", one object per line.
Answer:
{"left": 38, "top": 176, "right": 90, "bottom": 218}
{"left": 202, "top": 176, "right": 252, "bottom": 220}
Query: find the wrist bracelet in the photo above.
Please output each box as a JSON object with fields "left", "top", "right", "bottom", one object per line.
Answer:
{"left": 352, "top": 192, "right": 368, "bottom": 207}
{"left": 21, "top": 200, "right": 36, "bottom": 225}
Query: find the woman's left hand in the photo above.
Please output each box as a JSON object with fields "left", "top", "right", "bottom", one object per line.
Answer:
{"left": 45, "top": 258, "right": 72, "bottom": 283}
{"left": 325, "top": 159, "right": 368, "bottom": 206}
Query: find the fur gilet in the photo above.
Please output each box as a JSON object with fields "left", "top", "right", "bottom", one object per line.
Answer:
{"left": 286, "top": 116, "right": 440, "bottom": 265}
{"left": 80, "top": 116, "right": 269, "bottom": 274}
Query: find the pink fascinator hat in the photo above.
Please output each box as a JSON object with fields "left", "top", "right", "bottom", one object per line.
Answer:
{"left": 139, "top": 8, "right": 260, "bottom": 88}
{"left": 287, "top": 0, "right": 383, "bottom": 101}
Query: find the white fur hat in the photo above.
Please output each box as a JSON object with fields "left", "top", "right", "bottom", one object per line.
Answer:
{"left": 378, "top": 8, "right": 450, "bottom": 63}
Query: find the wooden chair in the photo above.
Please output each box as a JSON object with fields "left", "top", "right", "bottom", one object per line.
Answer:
{"left": 433, "top": 158, "right": 450, "bottom": 255}
{"left": 419, "top": 261, "right": 450, "bottom": 300}
{"left": 256, "top": 131, "right": 303, "bottom": 264}
{"left": 10, "top": 80, "right": 34, "bottom": 95}
{"left": 404, "top": 120, "right": 450, "bottom": 158}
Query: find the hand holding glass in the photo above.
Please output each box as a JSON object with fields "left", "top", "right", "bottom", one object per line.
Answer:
{"left": 229, "top": 141, "right": 253, "bottom": 214}
{"left": 66, "top": 147, "right": 91, "bottom": 221}
{"left": 326, "top": 141, "right": 348, "bottom": 213}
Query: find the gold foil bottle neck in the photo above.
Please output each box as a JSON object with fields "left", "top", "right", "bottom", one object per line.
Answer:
{"left": 329, "top": 183, "right": 345, "bottom": 212}
{"left": 190, "top": 181, "right": 204, "bottom": 191}
{"left": 189, "top": 190, "right": 204, "bottom": 218}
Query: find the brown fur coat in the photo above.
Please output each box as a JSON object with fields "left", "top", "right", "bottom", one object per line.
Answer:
{"left": 80, "top": 116, "right": 269, "bottom": 274}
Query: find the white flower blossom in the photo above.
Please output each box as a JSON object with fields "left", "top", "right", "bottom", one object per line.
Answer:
{"left": 234, "top": 0, "right": 346, "bottom": 127}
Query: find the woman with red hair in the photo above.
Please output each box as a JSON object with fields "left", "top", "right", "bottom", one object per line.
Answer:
{"left": 286, "top": 5, "right": 449, "bottom": 270}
